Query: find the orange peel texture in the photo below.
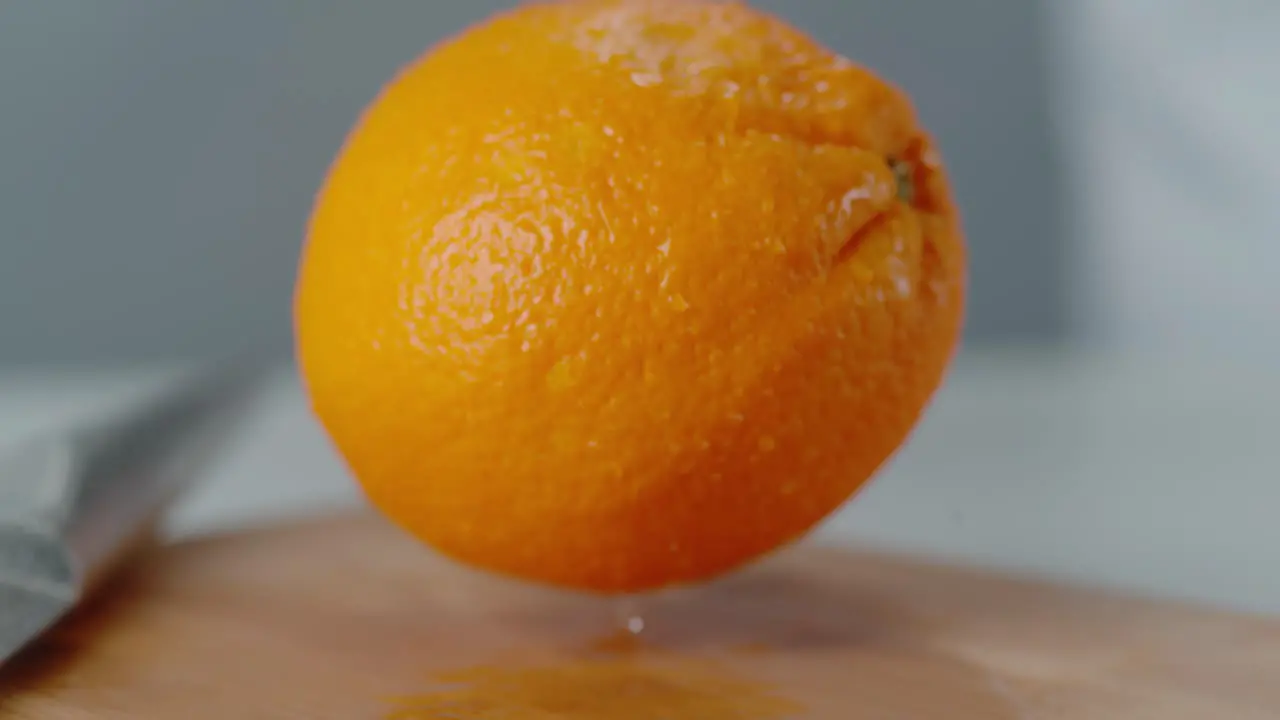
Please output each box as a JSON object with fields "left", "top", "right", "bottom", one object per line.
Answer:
{"left": 294, "top": 0, "right": 967, "bottom": 593}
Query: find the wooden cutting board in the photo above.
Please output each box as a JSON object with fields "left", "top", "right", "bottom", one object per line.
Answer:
{"left": 3, "top": 512, "right": 1278, "bottom": 719}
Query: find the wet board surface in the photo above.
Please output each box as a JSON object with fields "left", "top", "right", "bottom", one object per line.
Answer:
{"left": 3, "top": 512, "right": 1279, "bottom": 719}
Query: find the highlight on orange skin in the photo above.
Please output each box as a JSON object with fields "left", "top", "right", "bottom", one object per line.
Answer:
{"left": 293, "top": 0, "right": 967, "bottom": 593}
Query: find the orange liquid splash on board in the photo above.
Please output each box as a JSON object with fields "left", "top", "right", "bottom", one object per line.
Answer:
{"left": 378, "top": 599, "right": 798, "bottom": 717}
{"left": 383, "top": 655, "right": 801, "bottom": 720}
{"left": 385, "top": 602, "right": 800, "bottom": 720}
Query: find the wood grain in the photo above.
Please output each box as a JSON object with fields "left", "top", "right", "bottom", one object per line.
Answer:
{"left": 2, "top": 512, "right": 1278, "bottom": 718}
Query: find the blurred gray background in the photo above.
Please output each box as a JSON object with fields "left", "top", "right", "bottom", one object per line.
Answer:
{"left": 0, "top": 0, "right": 1067, "bottom": 366}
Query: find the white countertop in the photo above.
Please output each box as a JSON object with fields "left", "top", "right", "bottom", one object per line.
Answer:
{"left": 3, "top": 349, "right": 1277, "bottom": 614}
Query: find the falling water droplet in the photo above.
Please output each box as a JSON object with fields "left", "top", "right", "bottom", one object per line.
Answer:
{"left": 586, "top": 596, "right": 652, "bottom": 655}
{"left": 613, "top": 596, "right": 646, "bottom": 636}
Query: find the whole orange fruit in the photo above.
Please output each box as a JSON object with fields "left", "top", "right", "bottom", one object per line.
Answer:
{"left": 294, "top": 0, "right": 966, "bottom": 593}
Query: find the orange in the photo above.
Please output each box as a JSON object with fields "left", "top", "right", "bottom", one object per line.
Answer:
{"left": 294, "top": 0, "right": 966, "bottom": 593}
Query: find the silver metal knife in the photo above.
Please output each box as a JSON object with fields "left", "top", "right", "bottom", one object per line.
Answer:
{"left": 0, "top": 361, "right": 268, "bottom": 665}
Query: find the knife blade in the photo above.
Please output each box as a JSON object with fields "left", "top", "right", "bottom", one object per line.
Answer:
{"left": 0, "top": 361, "right": 268, "bottom": 664}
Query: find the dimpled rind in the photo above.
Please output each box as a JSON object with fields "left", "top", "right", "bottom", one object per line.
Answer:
{"left": 294, "top": 0, "right": 967, "bottom": 593}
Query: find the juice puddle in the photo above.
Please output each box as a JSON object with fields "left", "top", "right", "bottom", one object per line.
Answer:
{"left": 386, "top": 606, "right": 801, "bottom": 719}
{"left": 384, "top": 655, "right": 801, "bottom": 719}
{"left": 380, "top": 559, "right": 1023, "bottom": 719}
